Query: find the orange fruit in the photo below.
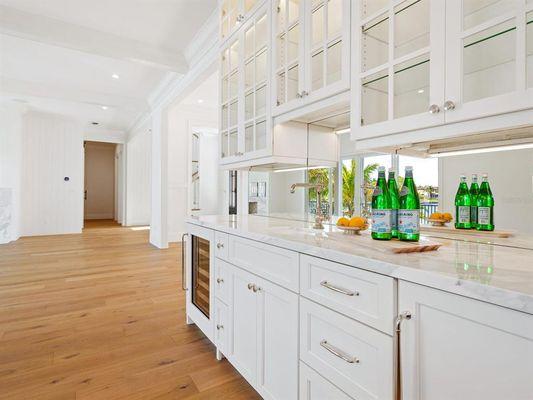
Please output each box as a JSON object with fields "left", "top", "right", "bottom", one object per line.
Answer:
{"left": 430, "top": 212, "right": 443, "bottom": 220}
{"left": 337, "top": 217, "right": 350, "bottom": 227}
{"left": 349, "top": 216, "right": 367, "bottom": 228}
{"left": 443, "top": 212, "right": 453, "bottom": 222}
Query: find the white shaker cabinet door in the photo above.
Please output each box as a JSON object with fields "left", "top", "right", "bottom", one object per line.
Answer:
{"left": 398, "top": 281, "right": 533, "bottom": 400}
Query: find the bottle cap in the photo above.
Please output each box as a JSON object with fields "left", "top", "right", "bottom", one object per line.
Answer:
{"left": 482, "top": 173, "right": 488, "bottom": 178}
{"left": 378, "top": 166, "right": 385, "bottom": 172}
{"left": 472, "top": 173, "right": 478, "bottom": 178}
{"left": 405, "top": 166, "right": 413, "bottom": 172}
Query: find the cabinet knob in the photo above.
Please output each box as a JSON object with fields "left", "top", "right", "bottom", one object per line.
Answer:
{"left": 217, "top": 324, "right": 224, "bottom": 330}
{"left": 301, "top": 90, "right": 309, "bottom": 97}
{"left": 296, "top": 92, "right": 302, "bottom": 98}
{"left": 247, "top": 283, "right": 254, "bottom": 290}
{"left": 428, "top": 104, "right": 440, "bottom": 114}
{"left": 217, "top": 278, "right": 224, "bottom": 284}
{"left": 217, "top": 242, "right": 224, "bottom": 249}
{"left": 252, "top": 285, "right": 261, "bottom": 293}
{"left": 235, "top": 151, "right": 243, "bottom": 156}
{"left": 443, "top": 100, "right": 456, "bottom": 111}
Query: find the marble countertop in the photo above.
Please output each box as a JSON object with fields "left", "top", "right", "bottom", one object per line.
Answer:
{"left": 187, "top": 214, "right": 533, "bottom": 315}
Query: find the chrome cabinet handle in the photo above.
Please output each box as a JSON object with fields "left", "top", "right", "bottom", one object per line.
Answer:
{"left": 247, "top": 283, "right": 254, "bottom": 290}
{"left": 443, "top": 100, "right": 456, "bottom": 111}
{"left": 217, "top": 242, "right": 224, "bottom": 249}
{"left": 217, "top": 324, "right": 224, "bottom": 330}
{"left": 252, "top": 285, "right": 261, "bottom": 293}
{"left": 296, "top": 92, "right": 302, "bottom": 98}
{"left": 320, "top": 340, "right": 359, "bottom": 364}
{"left": 320, "top": 280, "right": 359, "bottom": 296}
{"left": 217, "top": 278, "right": 224, "bottom": 284}
{"left": 237, "top": 14, "right": 244, "bottom": 22}
{"left": 301, "top": 90, "right": 309, "bottom": 97}
{"left": 181, "top": 233, "right": 188, "bottom": 291}
{"left": 235, "top": 151, "right": 244, "bottom": 156}
{"left": 395, "top": 311, "right": 412, "bottom": 400}
{"left": 428, "top": 104, "right": 440, "bottom": 114}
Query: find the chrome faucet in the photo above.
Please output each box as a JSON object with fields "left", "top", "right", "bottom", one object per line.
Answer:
{"left": 290, "top": 182, "right": 325, "bottom": 229}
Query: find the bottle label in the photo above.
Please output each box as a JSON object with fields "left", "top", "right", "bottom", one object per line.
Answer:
{"left": 373, "top": 187, "right": 382, "bottom": 197}
{"left": 457, "top": 206, "right": 470, "bottom": 223}
{"left": 398, "top": 210, "right": 420, "bottom": 234}
{"left": 470, "top": 206, "right": 478, "bottom": 224}
{"left": 400, "top": 187, "right": 409, "bottom": 196}
{"left": 371, "top": 210, "right": 391, "bottom": 233}
{"left": 478, "top": 207, "right": 491, "bottom": 225}
{"left": 391, "top": 209, "right": 398, "bottom": 231}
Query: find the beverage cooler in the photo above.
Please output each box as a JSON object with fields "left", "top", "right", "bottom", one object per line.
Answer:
{"left": 182, "top": 224, "right": 214, "bottom": 341}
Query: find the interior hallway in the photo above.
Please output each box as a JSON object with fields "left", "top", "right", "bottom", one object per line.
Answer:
{"left": 0, "top": 221, "right": 260, "bottom": 399}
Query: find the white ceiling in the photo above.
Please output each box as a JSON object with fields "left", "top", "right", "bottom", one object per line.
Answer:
{"left": 0, "top": 0, "right": 217, "bottom": 132}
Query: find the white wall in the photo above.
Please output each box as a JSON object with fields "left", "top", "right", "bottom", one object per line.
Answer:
{"left": 84, "top": 141, "right": 115, "bottom": 219}
{"left": 21, "top": 111, "right": 84, "bottom": 236}
{"left": 0, "top": 102, "right": 23, "bottom": 243}
{"left": 440, "top": 148, "right": 533, "bottom": 234}
{"left": 126, "top": 127, "right": 151, "bottom": 226}
{"left": 269, "top": 170, "right": 306, "bottom": 215}
{"left": 198, "top": 131, "right": 220, "bottom": 214}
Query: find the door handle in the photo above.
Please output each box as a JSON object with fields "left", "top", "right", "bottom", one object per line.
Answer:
{"left": 395, "top": 311, "right": 412, "bottom": 400}
{"left": 181, "top": 233, "right": 188, "bottom": 290}
{"left": 320, "top": 280, "right": 359, "bottom": 296}
{"left": 320, "top": 340, "right": 359, "bottom": 364}
{"left": 84, "top": 190, "right": 87, "bottom": 200}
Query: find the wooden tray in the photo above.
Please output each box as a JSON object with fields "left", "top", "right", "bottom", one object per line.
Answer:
{"left": 421, "top": 224, "right": 514, "bottom": 238}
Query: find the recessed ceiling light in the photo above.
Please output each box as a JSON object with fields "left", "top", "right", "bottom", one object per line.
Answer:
{"left": 101, "top": 105, "right": 108, "bottom": 110}
{"left": 198, "top": 99, "right": 204, "bottom": 104}
{"left": 417, "top": 89, "right": 425, "bottom": 94}
{"left": 112, "top": 73, "right": 120, "bottom": 79}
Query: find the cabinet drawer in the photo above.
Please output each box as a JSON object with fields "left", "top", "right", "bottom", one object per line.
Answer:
{"left": 300, "top": 298, "right": 394, "bottom": 400}
{"left": 214, "top": 259, "right": 231, "bottom": 304}
{"left": 227, "top": 235, "right": 299, "bottom": 292}
{"left": 300, "top": 254, "right": 395, "bottom": 334}
{"left": 214, "top": 299, "right": 229, "bottom": 355}
{"left": 214, "top": 231, "right": 228, "bottom": 260}
{"left": 300, "top": 361, "right": 353, "bottom": 400}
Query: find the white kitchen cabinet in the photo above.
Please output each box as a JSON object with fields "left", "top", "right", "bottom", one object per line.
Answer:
{"left": 272, "top": 0, "right": 351, "bottom": 117}
{"left": 220, "top": 3, "right": 272, "bottom": 166}
{"left": 220, "top": 0, "right": 265, "bottom": 42}
{"left": 227, "top": 263, "right": 299, "bottom": 400}
{"left": 351, "top": 0, "right": 533, "bottom": 143}
{"left": 398, "top": 281, "right": 533, "bottom": 400}
{"left": 300, "top": 361, "right": 353, "bottom": 400}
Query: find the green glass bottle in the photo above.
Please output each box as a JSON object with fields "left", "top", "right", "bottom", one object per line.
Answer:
{"left": 476, "top": 173, "right": 495, "bottom": 231}
{"left": 387, "top": 169, "right": 400, "bottom": 238}
{"left": 371, "top": 166, "right": 392, "bottom": 240}
{"left": 398, "top": 166, "right": 420, "bottom": 242}
{"left": 455, "top": 175, "right": 472, "bottom": 229}
{"left": 469, "top": 174, "right": 480, "bottom": 229}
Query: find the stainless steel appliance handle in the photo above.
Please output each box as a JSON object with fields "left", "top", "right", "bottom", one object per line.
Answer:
{"left": 320, "top": 280, "right": 359, "bottom": 296}
{"left": 395, "top": 311, "right": 412, "bottom": 400}
{"left": 320, "top": 340, "right": 359, "bottom": 364}
{"left": 181, "top": 233, "right": 188, "bottom": 290}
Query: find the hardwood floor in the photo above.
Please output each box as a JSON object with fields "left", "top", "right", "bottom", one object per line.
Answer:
{"left": 0, "top": 221, "right": 260, "bottom": 399}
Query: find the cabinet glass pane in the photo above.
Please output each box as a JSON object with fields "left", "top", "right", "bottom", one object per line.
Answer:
{"left": 277, "top": 71, "right": 286, "bottom": 104}
{"left": 256, "top": 50, "right": 267, "bottom": 83}
{"left": 245, "top": 61, "right": 253, "bottom": 91}
{"left": 328, "top": 0, "right": 343, "bottom": 39}
{"left": 312, "top": 6, "right": 324, "bottom": 47}
{"left": 256, "top": 120, "right": 267, "bottom": 150}
{"left": 222, "top": 131, "right": 229, "bottom": 157}
{"left": 288, "top": 0, "right": 300, "bottom": 24}
{"left": 463, "top": 0, "right": 515, "bottom": 30}
{"left": 230, "top": 101, "right": 238, "bottom": 127}
{"left": 360, "top": 0, "right": 388, "bottom": 19}
{"left": 245, "top": 26, "right": 255, "bottom": 61}
{"left": 277, "top": 0, "right": 286, "bottom": 34}
{"left": 245, "top": 92, "right": 253, "bottom": 121}
{"left": 287, "top": 64, "right": 299, "bottom": 100}
{"left": 222, "top": 105, "right": 228, "bottom": 129}
{"left": 256, "top": 15, "right": 267, "bottom": 51}
{"left": 463, "top": 19, "right": 516, "bottom": 103}
{"left": 222, "top": 76, "right": 229, "bottom": 102}
{"left": 326, "top": 40, "right": 342, "bottom": 84}
{"left": 222, "top": 18, "right": 229, "bottom": 39}
{"left": 361, "top": 69, "right": 388, "bottom": 125}
{"left": 362, "top": 13, "right": 389, "bottom": 72}
{"left": 394, "top": 54, "right": 429, "bottom": 118}
{"left": 394, "top": 0, "right": 429, "bottom": 58}
{"left": 230, "top": 41, "right": 239, "bottom": 71}
{"left": 288, "top": 25, "right": 299, "bottom": 62}
{"left": 312, "top": 50, "right": 324, "bottom": 91}
{"left": 256, "top": 84, "right": 266, "bottom": 116}
{"left": 245, "top": 124, "right": 254, "bottom": 152}
{"left": 527, "top": 11, "right": 533, "bottom": 88}
{"left": 221, "top": 49, "right": 229, "bottom": 77}
{"left": 277, "top": 34, "right": 286, "bottom": 68}
{"left": 229, "top": 72, "right": 238, "bottom": 98}
{"left": 229, "top": 129, "right": 238, "bottom": 156}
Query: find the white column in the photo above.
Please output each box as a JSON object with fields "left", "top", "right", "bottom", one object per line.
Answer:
{"left": 150, "top": 106, "right": 169, "bottom": 249}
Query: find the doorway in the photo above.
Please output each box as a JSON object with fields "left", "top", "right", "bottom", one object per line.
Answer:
{"left": 84, "top": 141, "right": 117, "bottom": 224}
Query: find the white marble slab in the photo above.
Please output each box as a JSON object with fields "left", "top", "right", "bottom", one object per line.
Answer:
{"left": 187, "top": 214, "right": 533, "bottom": 315}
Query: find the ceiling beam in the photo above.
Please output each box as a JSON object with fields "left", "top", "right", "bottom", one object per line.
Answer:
{"left": 0, "top": 5, "right": 189, "bottom": 73}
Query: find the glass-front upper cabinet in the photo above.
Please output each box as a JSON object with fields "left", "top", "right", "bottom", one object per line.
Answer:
{"left": 220, "top": 4, "right": 272, "bottom": 165}
{"left": 272, "top": 0, "right": 350, "bottom": 116}
{"left": 444, "top": 0, "right": 533, "bottom": 123}
{"left": 351, "top": 0, "right": 446, "bottom": 141}
{"left": 220, "top": 0, "right": 262, "bottom": 42}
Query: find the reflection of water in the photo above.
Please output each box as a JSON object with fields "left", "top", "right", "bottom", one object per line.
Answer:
{"left": 455, "top": 241, "right": 494, "bottom": 284}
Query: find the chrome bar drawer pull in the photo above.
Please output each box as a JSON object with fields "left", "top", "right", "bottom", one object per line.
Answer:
{"left": 320, "top": 340, "right": 360, "bottom": 364}
{"left": 320, "top": 280, "right": 359, "bottom": 296}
